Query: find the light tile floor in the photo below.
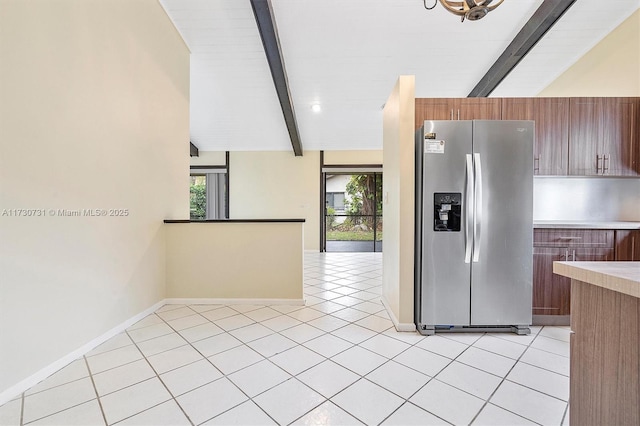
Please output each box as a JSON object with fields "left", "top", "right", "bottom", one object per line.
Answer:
{"left": 0, "top": 252, "right": 571, "bottom": 425}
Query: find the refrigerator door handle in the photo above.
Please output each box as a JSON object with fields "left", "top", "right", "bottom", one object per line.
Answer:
{"left": 465, "top": 154, "right": 473, "bottom": 263}
{"left": 473, "top": 153, "right": 482, "bottom": 263}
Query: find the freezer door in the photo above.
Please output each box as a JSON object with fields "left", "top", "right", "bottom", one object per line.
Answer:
{"left": 470, "top": 121, "right": 533, "bottom": 326}
{"left": 419, "top": 121, "right": 472, "bottom": 327}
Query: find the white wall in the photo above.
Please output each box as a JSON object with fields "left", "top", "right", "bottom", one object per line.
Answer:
{"left": 0, "top": 0, "right": 189, "bottom": 398}
{"left": 229, "top": 151, "right": 321, "bottom": 251}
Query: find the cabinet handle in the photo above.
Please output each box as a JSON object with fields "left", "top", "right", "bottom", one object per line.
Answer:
{"left": 457, "top": 110, "right": 460, "bottom": 120}
{"left": 572, "top": 249, "right": 576, "bottom": 261}
{"left": 534, "top": 156, "right": 540, "bottom": 172}
{"left": 603, "top": 154, "right": 609, "bottom": 173}
{"left": 558, "top": 237, "right": 582, "bottom": 240}
{"left": 596, "top": 155, "right": 602, "bottom": 173}
{"left": 565, "top": 248, "right": 569, "bottom": 260}
{"left": 450, "top": 109, "right": 454, "bottom": 120}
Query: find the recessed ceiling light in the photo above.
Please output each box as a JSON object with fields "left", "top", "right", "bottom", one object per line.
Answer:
{"left": 311, "top": 103, "right": 322, "bottom": 113}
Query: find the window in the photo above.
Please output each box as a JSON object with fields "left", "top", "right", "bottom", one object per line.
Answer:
{"left": 190, "top": 175, "right": 207, "bottom": 219}
{"left": 326, "top": 192, "right": 345, "bottom": 210}
{"left": 189, "top": 169, "right": 227, "bottom": 220}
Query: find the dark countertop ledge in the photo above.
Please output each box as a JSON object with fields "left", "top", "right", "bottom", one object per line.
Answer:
{"left": 534, "top": 221, "right": 640, "bottom": 230}
{"left": 164, "top": 219, "right": 305, "bottom": 224}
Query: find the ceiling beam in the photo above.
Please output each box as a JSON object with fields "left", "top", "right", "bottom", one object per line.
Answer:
{"left": 190, "top": 142, "right": 199, "bottom": 157}
{"left": 468, "top": 0, "right": 577, "bottom": 97}
{"left": 250, "top": 0, "right": 303, "bottom": 156}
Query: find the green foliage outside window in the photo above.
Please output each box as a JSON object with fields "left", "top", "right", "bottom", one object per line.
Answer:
{"left": 190, "top": 176, "right": 206, "bottom": 220}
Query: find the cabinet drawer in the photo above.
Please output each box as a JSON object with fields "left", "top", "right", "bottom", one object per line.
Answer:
{"left": 534, "top": 229, "right": 614, "bottom": 248}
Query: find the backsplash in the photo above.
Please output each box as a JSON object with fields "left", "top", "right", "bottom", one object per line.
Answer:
{"left": 533, "top": 177, "right": 640, "bottom": 221}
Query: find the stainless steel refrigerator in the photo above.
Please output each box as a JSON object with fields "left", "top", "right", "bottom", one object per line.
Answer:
{"left": 415, "top": 120, "right": 533, "bottom": 335}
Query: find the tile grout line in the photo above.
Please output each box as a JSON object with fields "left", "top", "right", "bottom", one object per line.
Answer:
{"left": 19, "top": 392, "right": 24, "bottom": 426}
{"left": 560, "top": 400, "right": 569, "bottom": 426}
{"left": 152, "top": 310, "right": 281, "bottom": 426}
{"left": 467, "top": 326, "right": 550, "bottom": 426}
{"left": 83, "top": 355, "right": 108, "bottom": 426}
{"left": 120, "top": 328, "right": 195, "bottom": 426}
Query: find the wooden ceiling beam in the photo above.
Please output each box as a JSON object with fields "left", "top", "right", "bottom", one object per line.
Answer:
{"left": 250, "top": 0, "right": 303, "bottom": 156}
{"left": 468, "top": 0, "right": 577, "bottom": 97}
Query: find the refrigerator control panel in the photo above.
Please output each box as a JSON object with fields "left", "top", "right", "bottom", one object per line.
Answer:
{"left": 433, "top": 192, "right": 461, "bottom": 232}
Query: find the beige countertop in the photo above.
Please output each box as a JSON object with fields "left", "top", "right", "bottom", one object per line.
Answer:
{"left": 553, "top": 261, "right": 640, "bottom": 298}
{"left": 534, "top": 221, "right": 640, "bottom": 230}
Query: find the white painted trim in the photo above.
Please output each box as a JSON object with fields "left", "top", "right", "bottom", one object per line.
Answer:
{"left": 381, "top": 296, "right": 416, "bottom": 332}
{"left": 164, "top": 298, "right": 306, "bottom": 306}
{"left": 0, "top": 300, "right": 165, "bottom": 406}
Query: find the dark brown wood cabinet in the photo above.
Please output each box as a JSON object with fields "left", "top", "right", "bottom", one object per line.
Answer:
{"left": 615, "top": 230, "right": 640, "bottom": 260}
{"left": 570, "top": 279, "right": 640, "bottom": 426}
{"left": 603, "top": 97, "right": 639, "bottom": 176}
{"left": 414, "top": 98, "right": 501, "bottom": 129}
{"left": 533, "top": 229, "right": 614, "bottom": 321}
{"left": 457, "top": 98, "right": 501, "bottom": 120}
{"left": 502, "top": 98, "right": 569, "bottom": 175}
{"left": 416, "top": 96, "right": 639, "bottom": 176}
{"left": 415, "top": 98, "right": 454, "bottom": 128}
{"left": 569, "top": 97, "right": 603, "bottom": 175}
{"left": 569, "top": 97, "right": 640, "bottom": 176}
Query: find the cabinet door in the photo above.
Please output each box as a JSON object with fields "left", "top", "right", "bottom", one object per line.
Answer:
{"left": 458, "top": 98, "right": 501, "bottom": 120}
{"left": 415, "top": 98, "right": 455, "bottom": 129}
{"left": 534, "top": 228, "right": 614, "bottom": 248}
{"left": 501, "top": 98, "right": 533, "bottom": 120}
{"left": 533, "top": 247, "right": 570, "bottom": 316}
{"left": 535, "top": 98, "right": 569, "bottom": 175}
{"left": 615, "top": 230, "right": 640, "bottom": 260}
{"left": 569, "top": 98, "right": 604, "bottom": 175}
{"left": 602, "top": 97, "right": 639, "bottom": 176}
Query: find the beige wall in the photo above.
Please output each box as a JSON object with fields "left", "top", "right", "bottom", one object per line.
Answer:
{"left": 382, "top": 76, "right": 416, "bottom": 329}
{"left": 190, "top": 151, "right": 227, "bottom": 167}
{"left": 538, "top": 9, "right": 640, "bottom": 97}
{"left": 229, "top": 151, "right": 321, "bottom": 251}
{"left": 166, "top": 222, "right": 303, "bottom": 300}
{"left": 323, "top": 150, "right": 383, "bottom": 165}
{"left": 0, "top": 0, "right": 189, "bottom": 396}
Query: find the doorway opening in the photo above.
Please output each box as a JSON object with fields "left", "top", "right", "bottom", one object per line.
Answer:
{"left": 322, "top": 172, "right": 382, "bottom": 252}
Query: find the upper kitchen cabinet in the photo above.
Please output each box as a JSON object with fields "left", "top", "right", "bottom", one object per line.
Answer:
{"left": 457, "top": 98, "right": 501, "bottom": 120}
{"left": 603, "top": 97, "right": 639, "bottom": 176}
{"left": 502, "top": 98, "right": 569, "bottom": 175}
{"left": 569, "top": 97, "right": 639, "bottom": 176}
{"left": 414, "top": 98, "right": 501, "bottom": 129}
{"left": 415, "top": 98, "right": 454, "bottom": 128}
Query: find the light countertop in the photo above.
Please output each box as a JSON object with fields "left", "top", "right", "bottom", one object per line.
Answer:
{"left": 553, "top": 261, "right": 640, "bottom": 298}
{"left": 534, "top": 221, "right": 640, "bottom": 230}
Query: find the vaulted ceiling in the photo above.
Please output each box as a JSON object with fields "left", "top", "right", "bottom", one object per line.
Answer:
{"left": 159, "top": 0, "right": 639, "bottom": 153}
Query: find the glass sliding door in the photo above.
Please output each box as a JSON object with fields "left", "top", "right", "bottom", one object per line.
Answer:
{"left": 324, "top": 172, "right": 382, "bottom": 252}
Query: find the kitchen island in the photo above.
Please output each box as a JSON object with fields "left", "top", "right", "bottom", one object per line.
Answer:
{"left": 553, "top": 261, "right": 640, "bottom": 426}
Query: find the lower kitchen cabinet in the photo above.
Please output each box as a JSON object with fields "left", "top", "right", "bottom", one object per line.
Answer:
{"left": 615, "top": 230, "right": 640, "bottom": 260}
{"left": 532, "top": 229, "right": 614, "bottom": 323}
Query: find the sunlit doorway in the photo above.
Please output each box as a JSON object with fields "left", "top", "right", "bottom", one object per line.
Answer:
{"left": 322, "top": 172, "right": 382, "bottom": 252}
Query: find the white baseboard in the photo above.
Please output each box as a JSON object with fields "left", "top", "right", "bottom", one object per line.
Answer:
{"left": 165, "top": 298, "right": 306, "bottom": 306}
{"left": 381, "top": 296, "right": 416, "bottom": 332}
{"left": 0, "top": 300, "right": 165, "bottom": 406}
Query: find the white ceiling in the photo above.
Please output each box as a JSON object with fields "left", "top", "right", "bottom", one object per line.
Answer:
{"left": 159, "top": 0, "right": 639, "bottom": 153}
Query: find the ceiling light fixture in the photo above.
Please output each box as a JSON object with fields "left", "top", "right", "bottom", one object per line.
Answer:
{"left": 423, "top": 0, "right": 505, "bottom": 22}
{"left": 311, "top": 103, "right": 322, "bottom": 113}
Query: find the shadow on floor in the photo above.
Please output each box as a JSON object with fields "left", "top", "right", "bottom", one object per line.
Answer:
{"left": 326, "top": 240, "right": 383, "bottom": 252}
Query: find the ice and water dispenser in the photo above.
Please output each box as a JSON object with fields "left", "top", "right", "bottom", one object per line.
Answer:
{"left": 433, "top": 192, "right": 461, "bottom": 231}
